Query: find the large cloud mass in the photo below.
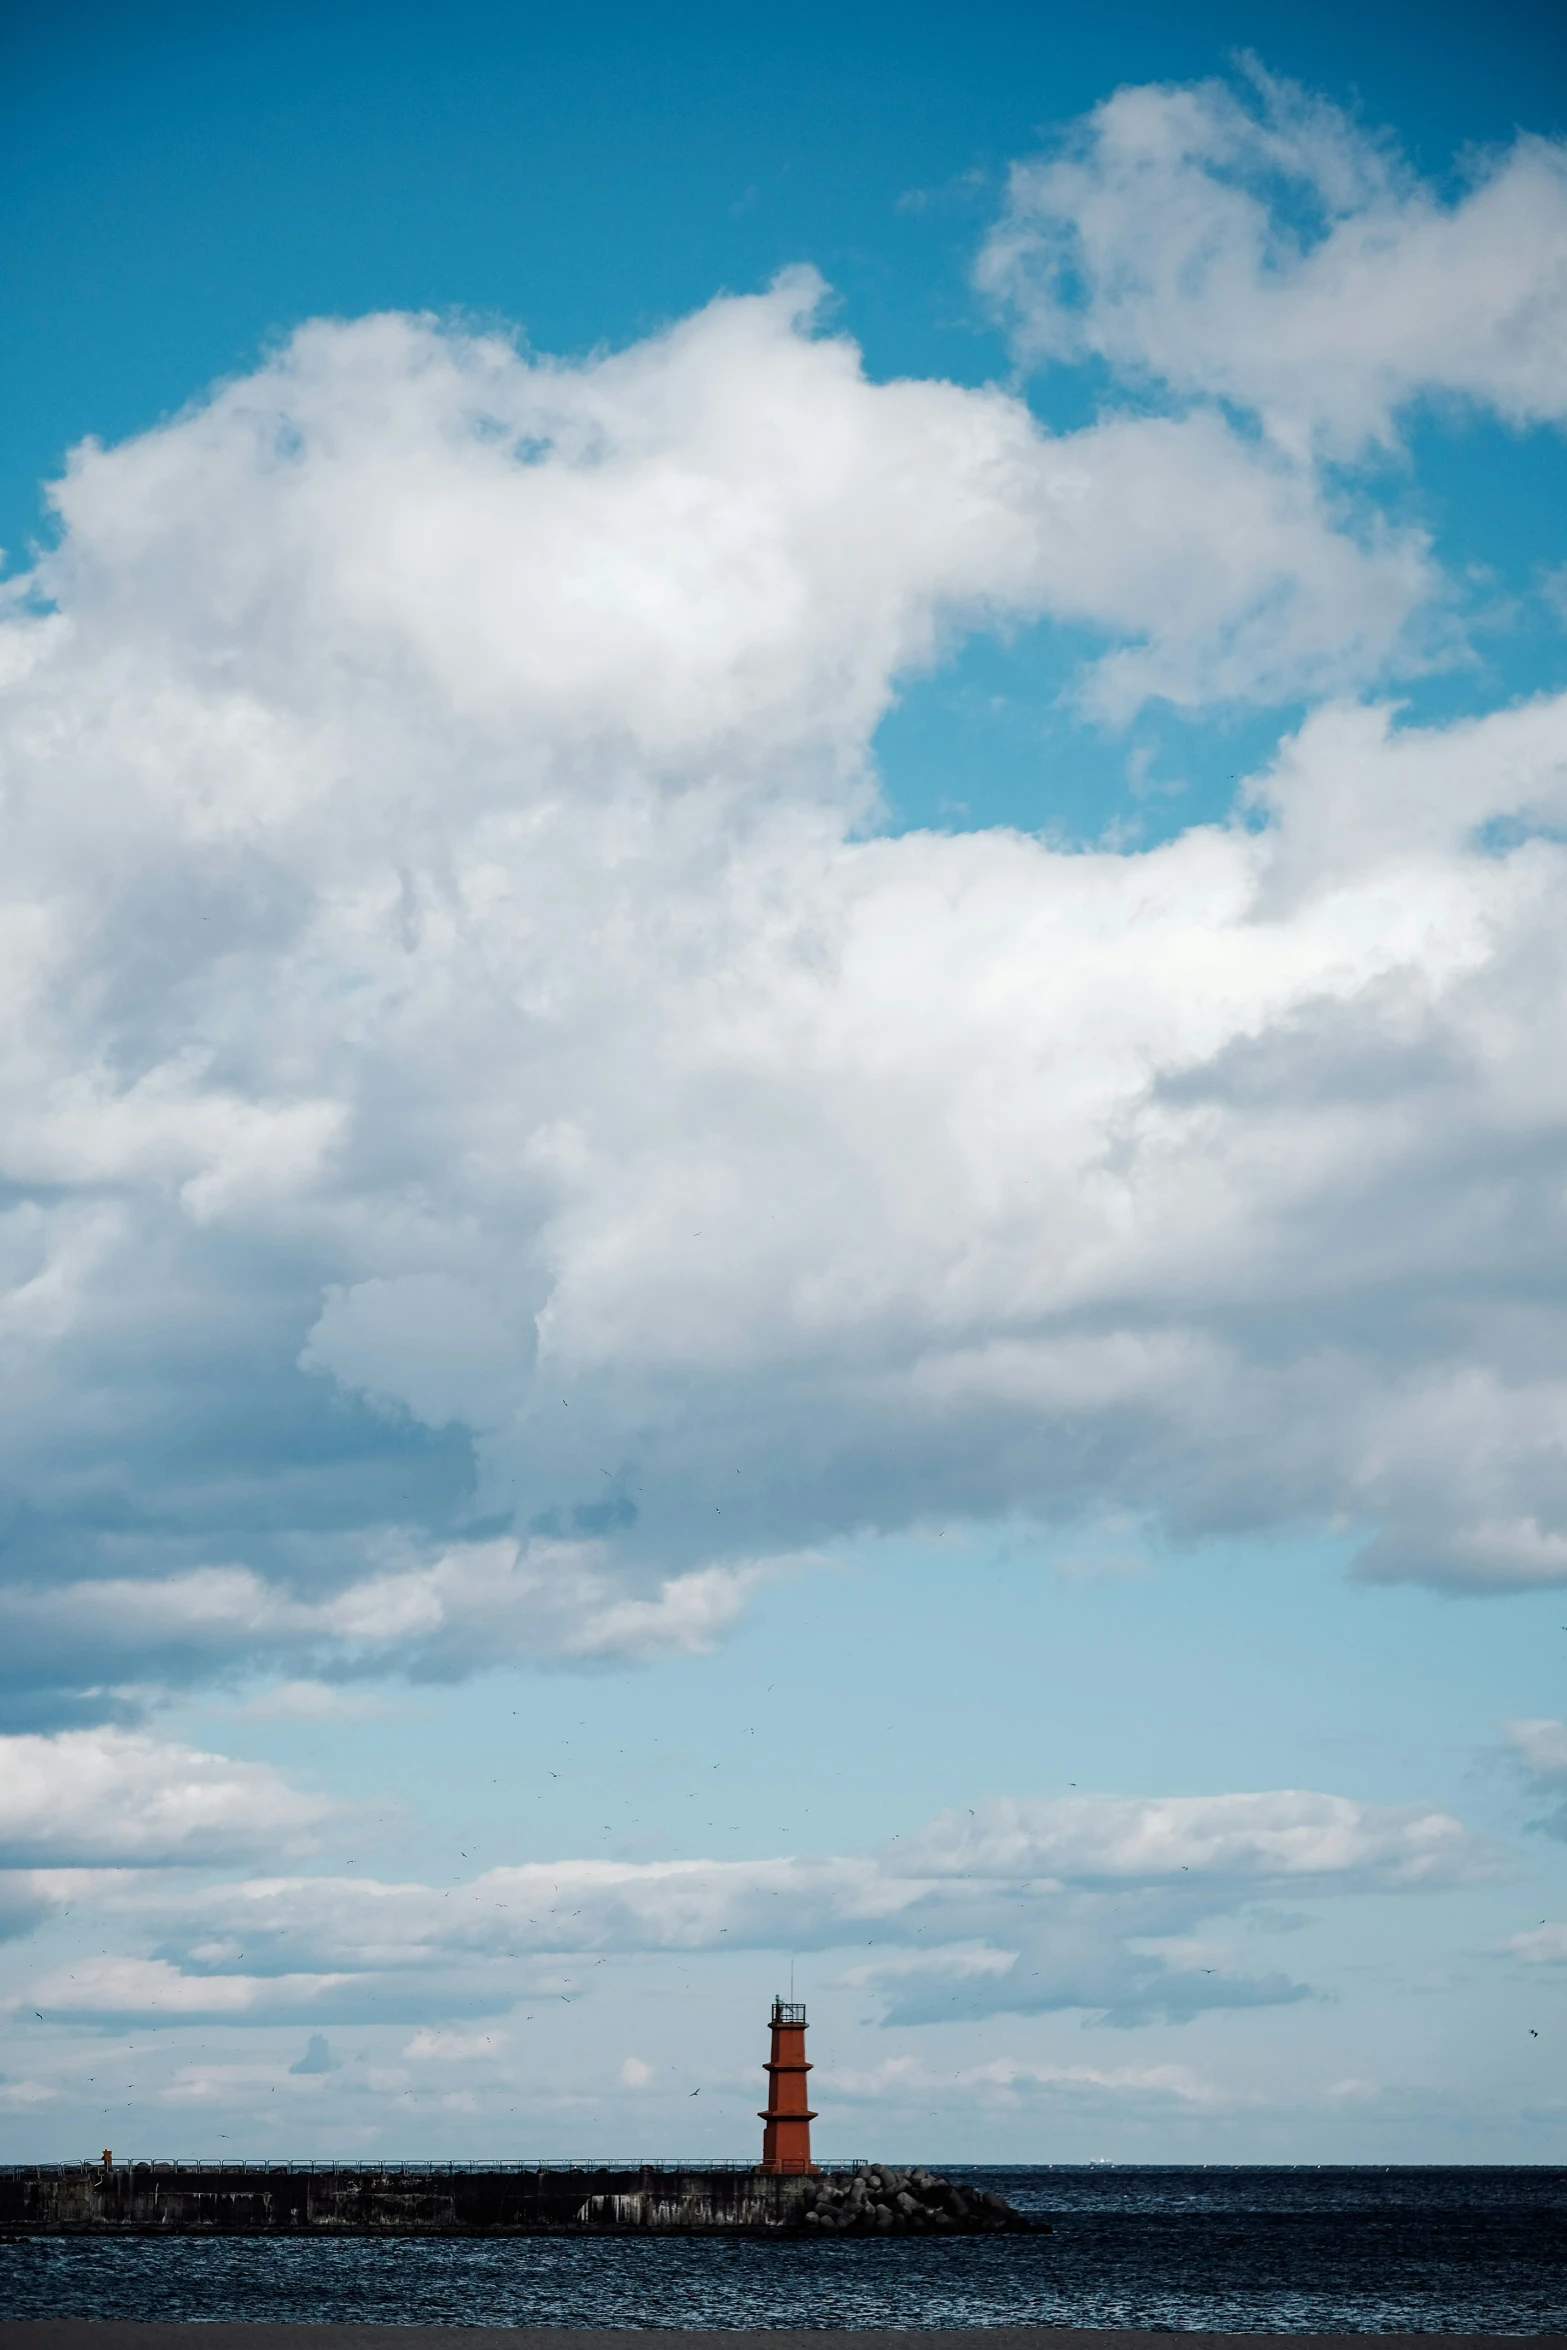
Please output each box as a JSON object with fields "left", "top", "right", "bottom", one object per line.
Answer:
{"left": 3, "top": 90, "right": 1567, "bottom": 1719}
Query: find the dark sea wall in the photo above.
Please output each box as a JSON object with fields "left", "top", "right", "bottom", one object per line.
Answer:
{"left": 0, "top": 2161, "right": 1029, "bottom": 2237}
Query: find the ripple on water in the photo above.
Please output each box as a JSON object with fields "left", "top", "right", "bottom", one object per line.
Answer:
{"left": 2, "top": 2166, "right": 1564, "bottom": 2331}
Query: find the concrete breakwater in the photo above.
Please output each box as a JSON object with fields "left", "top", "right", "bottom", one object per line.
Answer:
{"left": 0, "top": 2160, "right": 1033, "bottom": 2237}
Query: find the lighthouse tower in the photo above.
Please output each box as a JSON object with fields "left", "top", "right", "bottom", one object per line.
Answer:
{"left": 759, "top": 1995, "right": 818, "bottom": 2174}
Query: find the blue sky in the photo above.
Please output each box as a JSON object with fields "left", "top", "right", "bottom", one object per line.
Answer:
{"left": 3, "top": 0, "right": 1567, "bottom": 2161}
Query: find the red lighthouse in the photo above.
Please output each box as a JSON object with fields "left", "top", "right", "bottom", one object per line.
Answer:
{"left": 759, "top": 1996, "right": 818, "bottom": 2174}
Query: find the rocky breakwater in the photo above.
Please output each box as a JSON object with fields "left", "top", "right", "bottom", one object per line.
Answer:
{"left": 801, "top": 2164, "right": 1032, "bottom": 2233}
{"left": 0, "top": 2159, "right": 1033, "bottom": 2237}
{"left": 1, "top": 2163, "right": 803, "bottom": 2237}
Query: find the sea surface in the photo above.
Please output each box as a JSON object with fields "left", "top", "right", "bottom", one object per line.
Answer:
{"left": 2, "top": 2166, "right": 1564, "bottom": 2331}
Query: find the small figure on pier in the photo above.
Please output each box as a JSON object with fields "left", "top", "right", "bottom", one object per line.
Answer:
{"left": 759, "top": 1995, "right": 818, "bottom": 2175}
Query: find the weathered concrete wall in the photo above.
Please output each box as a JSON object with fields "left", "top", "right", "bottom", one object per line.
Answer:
{"left": 0, "top": 2164, "right": 803, "bottom": 2236}
{"left": 0, "top": 2162, "right": 1030, "bottom": 2237}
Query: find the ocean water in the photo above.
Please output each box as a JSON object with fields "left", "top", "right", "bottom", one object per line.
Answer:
{"left": 1, "top": 2167, "right": 1564, "bottom": 2331}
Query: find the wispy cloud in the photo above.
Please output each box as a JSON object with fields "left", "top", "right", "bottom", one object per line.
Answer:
{"left": 825, "top": 2052, "right": 1231, "bottom": 2108}
{"left": 1501, "top": 1720, "right": 1567, "bottom": 1841}
{"left": 3, "top": 1782, "right": 1483, "bottom": 2032}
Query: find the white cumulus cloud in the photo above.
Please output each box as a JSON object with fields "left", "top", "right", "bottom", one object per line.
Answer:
{"left": 14, "top": 1956, "right": 356, "bottom": 2022}
{"left": 979, "top": 62, "right": 1567, "bottom": 456}
{"left": 0, "top": 135, "right": 1562, "bottom": 1721}
{"left": 0, "top": 1728, "right": 334, "bottom": 1864}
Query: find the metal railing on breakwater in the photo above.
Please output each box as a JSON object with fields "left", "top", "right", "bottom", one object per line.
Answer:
{"left": 0, "top": 2157, "right": 868, "bottom": 2178}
